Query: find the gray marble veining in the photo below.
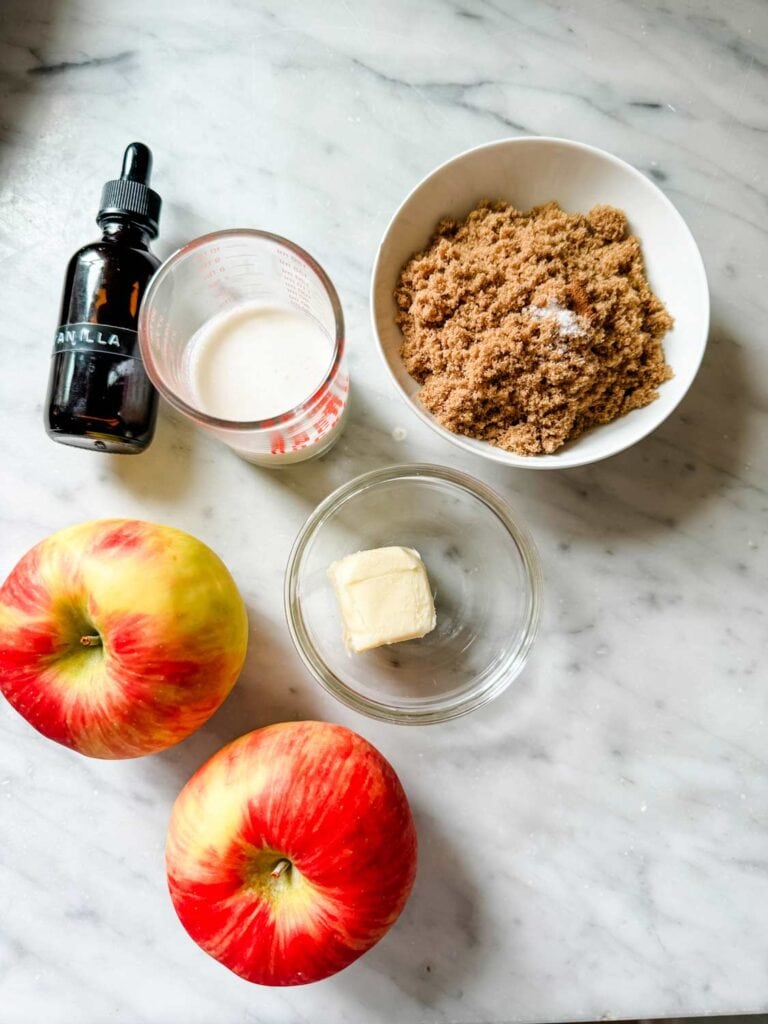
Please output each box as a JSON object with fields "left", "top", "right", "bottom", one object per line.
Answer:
{"left": 0, "top": 0, "right": 767, "bottom": 1021}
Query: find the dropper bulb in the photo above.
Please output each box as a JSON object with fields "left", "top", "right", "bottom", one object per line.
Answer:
{"left": 121, "top": 142, "right": 152, "bottom": 184}
{"left": 97, "top": 141, "right": 161, "bottom": 237}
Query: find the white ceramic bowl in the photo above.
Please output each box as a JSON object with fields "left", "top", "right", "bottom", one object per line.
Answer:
{"left": 371, "top": 137, "right": 710, "bottom": 469}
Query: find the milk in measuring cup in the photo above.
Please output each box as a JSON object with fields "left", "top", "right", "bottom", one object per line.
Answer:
{"left": 186, "top": 301, "right": 347, "bottom": 464}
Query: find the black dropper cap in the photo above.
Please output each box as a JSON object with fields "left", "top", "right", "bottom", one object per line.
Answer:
{"left": 97, "top": 142, "right": 161, "bottom": 238}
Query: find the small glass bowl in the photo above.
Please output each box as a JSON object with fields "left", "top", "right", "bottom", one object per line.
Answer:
{"left": 284, "top": 464, "right": 541, "bottom": 724}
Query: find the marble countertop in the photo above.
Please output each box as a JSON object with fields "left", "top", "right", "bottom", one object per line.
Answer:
{"left": 1, "top": 0, "right": 767, "bottom": 1021}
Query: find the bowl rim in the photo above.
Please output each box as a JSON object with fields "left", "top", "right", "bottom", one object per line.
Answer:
{"left": 284, "top": 463, "right": 542, "bottom": 725}
{"left": 370, "top": 135, "right": 711, "bottom": 470}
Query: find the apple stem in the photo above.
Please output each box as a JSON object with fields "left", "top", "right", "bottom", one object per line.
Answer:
{"left": 80, "top": 635, "right": 102, "bottom": 648}
{"left": 271, "top": 859, "right": 291, "bottom": 879}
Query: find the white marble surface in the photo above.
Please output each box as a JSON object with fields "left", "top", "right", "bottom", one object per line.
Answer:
{"left": 1, "top": 1, "right": 767, "bottom": 1021}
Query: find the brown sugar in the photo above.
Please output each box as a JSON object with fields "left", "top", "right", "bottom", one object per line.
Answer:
{"left": 394, "top": 201, "right": 674, "bottom": 455}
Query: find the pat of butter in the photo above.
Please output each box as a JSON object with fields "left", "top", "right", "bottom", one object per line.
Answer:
{"left": 328, "top": 546, "right": 437, "bottom": 654}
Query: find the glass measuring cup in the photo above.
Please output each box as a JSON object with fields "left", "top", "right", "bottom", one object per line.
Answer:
{"left": 138, "top": 229, "right": 349, "bottom": 465}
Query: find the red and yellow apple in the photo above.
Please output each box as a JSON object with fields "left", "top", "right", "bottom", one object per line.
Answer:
{"left": 166, "top": 721, "right": 417, "bottom": 985}
{"left": 0, "top": 518, "right": 248, "bottom": 758}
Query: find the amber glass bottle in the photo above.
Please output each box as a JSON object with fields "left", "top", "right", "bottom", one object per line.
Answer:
{"left": 45, "top": 142, "right": 162, "bottom": 453}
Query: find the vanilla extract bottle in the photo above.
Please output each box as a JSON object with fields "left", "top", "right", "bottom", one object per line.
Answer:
{"left": 45, "top": 142, "right": 162, "bottom": 453}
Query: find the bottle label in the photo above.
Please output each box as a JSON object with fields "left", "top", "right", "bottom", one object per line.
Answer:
{"left": 52, "top": 322, "right": 138, "bottom": 356}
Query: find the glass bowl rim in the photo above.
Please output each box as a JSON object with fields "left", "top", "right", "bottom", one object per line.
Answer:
{"left": 284, "top": 463, "right": 542, "bottom": 725}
